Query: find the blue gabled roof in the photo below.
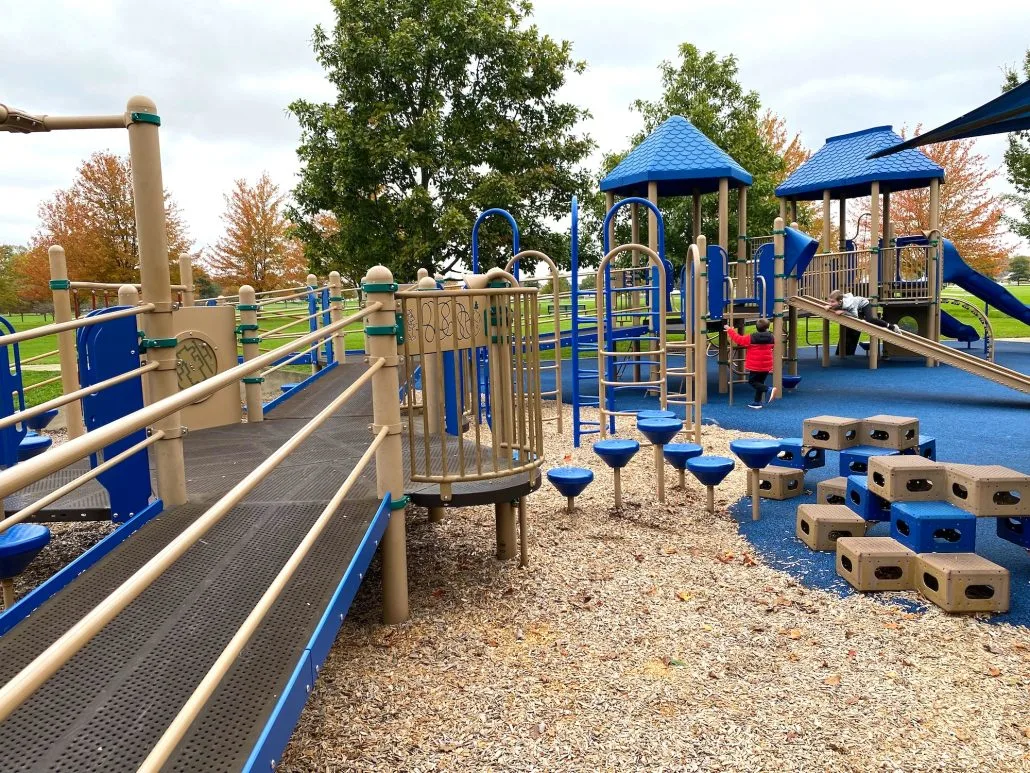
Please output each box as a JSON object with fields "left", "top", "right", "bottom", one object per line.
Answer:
{"left": 600, "top": 115, "right": 753, "bottom": 197}
{"left": 775, "top": 126, "right": 944, "bottom": 201}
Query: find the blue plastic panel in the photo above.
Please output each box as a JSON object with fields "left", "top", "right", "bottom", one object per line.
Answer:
{"left": 0, "top": 316, "right": 27, "bottom": 468}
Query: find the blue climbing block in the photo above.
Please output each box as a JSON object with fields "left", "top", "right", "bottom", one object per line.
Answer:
{"left": 547, "top": 467, "right": 594, "bottom": 498}
{"left": 839, "top": 446, "right": 899, "bottom": 477}
{"left": 775, "top": 438, "right": 825, "bottom": 470}
{"left": 901, "top": 435, "right": 937, "bottom": 461}
{"left": 17, "top": 432, "right": 52, "bottom": 462}
{"left": 687, "top": 456, "right": 735, "bottom": 487}
{"left": 25, "top": 408, "right": 59, "bottom": 432}
{"left": 997, "top": 517, "right": 1030, "bottom": 549}
{"left": 846, "top": 475, "right": 892, "bottom": 522}
{"left": 783, "top": 375, "right": 802, "bottom": 391}
{"left": 594, "top": 439, "right": 640, "bottom": 469}
{"left": 636, "top": 409, "right": 677, "bottom": 420}
{"left": 730, "top": 439, "right": 781, "bottom": 470}
{"left": 637, "top": 417, "right": 682, "bottom": 446}
{"left": 890, "top": 501, "right": 976, "bottom": 554}
{"left": 0, "top": 523, "right": 51, "bottom": 579}
{"left": 664, "top": 443, "right": 703, "bottom": 470}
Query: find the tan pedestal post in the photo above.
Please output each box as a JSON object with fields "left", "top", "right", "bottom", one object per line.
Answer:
{"left": 928, "top": 178, "right": 942, "bottom": 365}
{"left": 647, "top": 181, "right": 659, "bottom": 383}
{"left": 694, "top": 238, "right": 708, "bottom": 407}
{"left": 495, "top": 501, "right": 516, "bottom": 560}
{"left": 117, "top": 285, "right": 140, "bottom": 307}
{"left": 47, "top": 246, "right": 85, "bottom": 439}
{"left": 127, "top": 97, "right": 187, "bottom": 507}
{"left": 364, "top": 266, "right": 408, "bottom": 623}
{"left": 238, "top": 285, "right": 263, "bottom": 423}
{"left": 751, "top": 468, "right": 761, "bottom": 521}
{"left": 772, "top": 219, "right": 785, "bottom": 397}
{"left": 693, "top": 189, "right": 702, "bottom": 240}
{"left": 717, "top": 178, "right": 729, "bottom": 394}
{"left": 868, "top": 182, "right": 880, "bottom": 370}
{"left": 178, "top": 254, "right": 195, "bottom": 307}
{"left": 328, "top": 271, "right": 345, "bottom": 364}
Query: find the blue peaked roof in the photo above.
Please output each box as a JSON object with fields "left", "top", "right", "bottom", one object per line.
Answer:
{"left": 600, "top": 115, "right": 753, "bottom": 197}
{"left": 776, "top": 126, "right": 944, "bottom": 201}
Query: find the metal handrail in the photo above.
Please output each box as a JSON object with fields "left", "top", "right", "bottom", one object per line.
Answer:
{"left": 0, "top": 358, "right": 385, "bottom": 725}
{"left": 20, "top": 348, "right": 60, "bottom": 365}
{"left": 262, "top": 340, "right": 323, "bottom": 377}
{"left": 252, "top": 287, "right": 326, "bottom": 307}
{"left": 69, "top": 281, "right": 188, "bottom": 292}
{"left": 0, "top": 304, "right": 155, "bottom": 347}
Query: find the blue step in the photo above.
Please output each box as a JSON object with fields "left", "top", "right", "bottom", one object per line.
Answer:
{"left": 776, "top": 438, "right": 826, "bottom": 471}
{"left": 18, "top": 433, "right": 52, "bottom": 462}
{"left": 846, "top": 475, "right": 892, "bottom": 522}
{"left": 0, "top": 523, "right": 51, "bottom": 579}
{"left": 839, "top": 445, "right": 899, "bottom": 477}
{"left": 890, "top": 501, "right": 976, "bottom": 554}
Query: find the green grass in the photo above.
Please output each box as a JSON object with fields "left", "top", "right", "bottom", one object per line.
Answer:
{"left": 941, "top": 284, "right": 1030, "bottom": 340}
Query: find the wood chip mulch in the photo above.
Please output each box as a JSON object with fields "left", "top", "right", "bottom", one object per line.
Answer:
{"left": 280, "top": 405, "right": 1030, "bottom": 772}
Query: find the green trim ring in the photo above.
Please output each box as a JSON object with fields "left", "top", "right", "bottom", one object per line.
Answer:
{"left": 365, "top": 325, "right": 396, "bottom": 336}
{"left": 141, "top": 337, "right": 178, "bottom": 349}
{"left": 772, "top": 229, "right": 786, "bottom": 235}
{"left": 737, "top": 234, "right": 749, "bottom": 240}
{"left": 487, "top": 280, "right": 508, "bottom": 288}
{"left": 390, "top": 495, "right": 410, "bottom": 510}
{"left": 240, "top": 336, "right": 262, "bottom": 345}
{"left": 242, "top": 376, "right": 265, "bottom": 384}
{"left": 329, "top": 296, "right": 345, "bottom": 302}
{"left": 130, "top": 112, "right": 161, "bottom": 126}
{"left": 49, "top": 279, "right": 71, "bottom": 290}
{"left": 362, "top": 282, "right": 398, "bottom": 293}
{"left": 774, "top": 254, "right": 785, "bottom": 259}
{"left": 235, "top": 323, "right": 259, "bottom": 332}
{"left": 774, "top": 273, "right": 791, "bottom": 279}
{"left": 236, "top": 303, "right": 259, "bottom": 311}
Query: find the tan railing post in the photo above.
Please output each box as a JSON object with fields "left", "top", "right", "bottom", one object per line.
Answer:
{"left": 772, "top": 218, "right": 785, "bottom": 396}
{"left": 238, "top": 285, "right": 263, "bottom": 423}
{"left": 363, "top": 266, "right": 408, "bottom": 624}
{"left": 117, "top": 284, "right": 139, "bottom": 308}
{"left": 696, "top": 235, "right": 708, "bottom": 406}
{"left": 306, "top": 273, "right": 319, "bottom": 374}
{"left": 928, "top": 178, "right": 942, "bottom": 366}
{"left": 47, "top": 245, "right": 85, "bottom": 439}
{"left": 868, "top": 181, "right": 880, "bottom": 370}
{"left": 126, "top": 96, "right": 187, "bottom": 507}
{"left": 328, "top": 270, "right": 346, "bottom": 364}
{"left": 178, "top": 254, "right": 195, "bottom": 307}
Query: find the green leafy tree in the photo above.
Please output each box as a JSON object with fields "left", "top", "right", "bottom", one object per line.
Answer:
{"left": 0, "top": 245, "right": 26, "bottom": 312}
{"left": 288, "top": 0, "right": 595, "bottom": 282}
{"left": 1010, "top": 255, "right": 1030, "bottom": 285}
{"left": 595, "top": 44, "right": 807, "bottom": 270}
{"left": 193, "top": 270, "right": 222, "bottom": 299}
{"left": 1003, "top": 51, "right": 1030, "bottom": 241}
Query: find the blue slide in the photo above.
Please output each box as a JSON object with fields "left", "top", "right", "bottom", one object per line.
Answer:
{"left": 940, "top": 310, "right": 980, "bottom": 343}
{"left": 943, "top": 238, "right": 1030, "bottom": 326}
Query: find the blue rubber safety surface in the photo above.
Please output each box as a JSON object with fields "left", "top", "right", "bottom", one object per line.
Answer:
{"left": 549, "top": 340, "right": 1030, "bottom": 624}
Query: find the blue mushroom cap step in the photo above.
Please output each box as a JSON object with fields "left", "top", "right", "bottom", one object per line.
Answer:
{"left": 730, "top": 439, "right": 782, "bottom": 470}
{"left": 546, "top": 467, "right": 595, "bottom": 498}
{"left": 593, "top": 439, "right": 640, "bottom": 468}
{"left": 687, "top": 456, "right": 735, "bottom": 486}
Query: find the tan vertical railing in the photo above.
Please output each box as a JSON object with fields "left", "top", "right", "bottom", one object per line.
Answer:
{"left": 47, "top": 245, "right": 85, "bottom": 439}
{"left": 328, "top": 270, "right": 346, "bottom": 364}
{"left": 772, "top": 219, "right": 785, "bottom": 396}
{"left": 238, "top": 285, "right": 263, "bottom": 422}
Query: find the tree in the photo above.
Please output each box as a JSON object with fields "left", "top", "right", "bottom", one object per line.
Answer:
{"left": 207, "top": 173, "right": 307, "bottom": 293}
{"left": 1002, "top": 50, "right": 1030, "bottom": 241}
{"left": 17, "top": 152, "right": 192, "bottom": 301}
{"left": 538, "top": 275, "right": 571, "bottom": 296}
{"left": 288, "top": 0, "right": 595, "bottom": 282}
{"left": 0, "top": 245, "right": 26, "bottom": 312}
{"left": 598, "top": 44, "right": 808, "bottom": 269}
{"left": 192, "top": 267, "right": 222, "bottom": 299}
{"left": 1010, "top": 256, "right": 1030, "bottom": 285}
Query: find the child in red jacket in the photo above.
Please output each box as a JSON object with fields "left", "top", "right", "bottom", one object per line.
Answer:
{"left": 726, "top": 318, "right": 777, "bottom": 409}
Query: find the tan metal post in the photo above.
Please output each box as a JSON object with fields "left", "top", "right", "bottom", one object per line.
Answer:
{"left": 868, "top": 182, "right": 880, "bottom": 370}
{"left": 822, "top": 191, "right": 831, "bottom": 248}
{"left": 363, "top": 266, "right": 408, "bottom": 624}
{"left": 605, "top": 192, "right": 615, "bottom": 246}
{"left": 789, "top": 199, "right": 798, "bottom": 224}
{"left": 929, "top": 178, "right": 942, "bottom": 361}
{"left": 654, "top": 443, "right": 666, "bottom": 504}
{"left": 126, "top": 96, "right": 187, "bottom": 506}
{"left": 778, "top": 198, "right": 786, "bottom": 221}
{"left": 329, "top": 270, "right": 346, "bottom": 364}
{"left": 692, "top": 188, "right": 701, "bottom": 240}
{"left": 737, "top": 187, "right": 747, "bottom": 263}
{"left": 47, "top": 246, "right": 84, "bottom": 439}
{"left": 694, "top": 240, "right": 707, "bottom": 407}
{"left": 751, "top": 468, "right": 761, "bottom": 521}
{"left": 838, "top": 197, "right": 847, "bottom": 251}
{"left": 772, "top": 218, "right": 785, "bottom": 396}
{"left": 495, "top": 501, "right": 516, "bottom": 560}
{"left": 238, "top": 286, "right": 263, "bottom": 423}
{"left": 178, "top": 254, "right": 195, "bottom": 306}
{"left": 647, "top": 181, "right": 659, "bottom": 383}
{"left": 117, "top": 284, "right": 139, "bottom": 307}
{"left": 717, "top": 179, "right": 729, "bottom": 394}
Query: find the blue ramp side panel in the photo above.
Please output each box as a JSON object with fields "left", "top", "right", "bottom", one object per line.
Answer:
{"left": 0, "top": 316, "right": 28, "bottom": 469}
{"left": 706, "top": 245, "right": 726, "bottom": 322}
{"left": 76, "top": 307, "right": 152, "bottom": 521}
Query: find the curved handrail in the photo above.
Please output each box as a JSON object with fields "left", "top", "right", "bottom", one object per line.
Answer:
{"left": 941, "top": 296, "right": 995, "bottom": 362}
{"left": 0, "top": 304, "right": 154, "bottom": 347}
{"left": 471, "top": 208, "right": 520, "bottom": 275}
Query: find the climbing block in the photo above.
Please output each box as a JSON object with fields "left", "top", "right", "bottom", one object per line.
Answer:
{"left": 775, "top": 438, "right": 826, "bottom": 471}
{"left": 916, "top": 553, "right": 1009, "bottom": 614}
{"left": 757, "top": 465, "right": 804, "bottom": 500}
{"left": 997, "top": 517, "right": 1030, "bottom": 549}
{"left": 945, "top": 464, "right": 1030, "bottom": 517}
{"left": 900, "top": 435, "right": 937, "bottom": 461}
{"left": 816, "top": 476, "right": 848, "bottom": 506}
{"left": 796, "top": 504, "right": 869, "bottom": 551}
{"left": 835, "top": 537, "right": 917, "bottom": 592}
{"left": 889, "top": 501, "right": 977, "bottom": 554}
{"left": 17, "top": 432, "right": 52, "bottom": 462}
{"left": 838, "top": 446, "right": 899, "bottom": 477}
{"left": 867, "top": 455, "right": 948, "bottom": 503}
{"left": 859, "top": 415, "right": 920, "bottom": 451}
{"left": 845, "top": 475, "right": 892, "bottom": 522}
{"left": 803, "top": 416, "right": 861, "bottom": 451}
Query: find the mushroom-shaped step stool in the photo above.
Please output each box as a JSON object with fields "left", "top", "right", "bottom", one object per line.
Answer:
{"left": 546, "top": 467, "right": 594, "bottom": 513}
{"left": 17, "top": 432, "right": 52, "bottom": 462}
{"left": 593, "top": 439, "right": 640, "bottom": 510}
{"left": 664, "top": 443, "right": 704, "bottom": 489}
{"left": 636, "top": 409, "right": 677, "bottom": 420}
{"left": 687, "top": 456, "right": 736, "bottom": 514}
{"left": 730, "top": 439, "right": 782, "bottom": 521}
{"left": 25, "top": 408, "right": 59, "bottom": 433}
{"left": 637, "top": 417, "right": 683, "bottom": 503}
{"left": 0, "top": 523, "right": 51, "bottom": 608}
{"left": 783, "top": 375, "right": 802, "bottom": 391}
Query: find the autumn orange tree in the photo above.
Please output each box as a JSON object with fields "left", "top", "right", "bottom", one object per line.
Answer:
{"left": 16, "top": 152, "right": 193, "bottom": 302}
{"left": 207, "top": 173, "right": 307, "bottom": 293}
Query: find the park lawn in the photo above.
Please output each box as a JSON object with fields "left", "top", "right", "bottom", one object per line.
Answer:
{"left": 1, "top": 312, "right": 61, "bottom": 364}
{"left": 21, "top": 369, "right": 64, "bottom": 409}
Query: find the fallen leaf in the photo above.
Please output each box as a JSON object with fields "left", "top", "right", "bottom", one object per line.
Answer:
{"left": 988, "top": 666, "right": 1002, "bottom": 677}
{"left": 486, "top": 639, "right": 499, "bottom": 647}
{"left": 675, "top": 590, "right": 692, "bottom": 602}
{"left": 823, "top": 674, "right": 841, "bottom": 686}
{"left": 701, "top": 623, "right": 713, "bottom": 632}
{"left": 789, "top": 628, "right": 803, "bottom": 640}
{"left": 883, "top": 622, "right": 901, "bottom": 630}
{"left": 1022, "top": 727, "right": 1030, "bottom": 738}
{"left": 633, "top": 553, "right": 645, "bottom": 563}
{"left": 669, "top": 658, "right": 687, "bottom": 667}
{"left": 644, "top": 585, "right": 658, "bottom": 597}
{"left": 662, "top": 546, "right": 679, "bottom": 555}
{"left": 847, "top": 649, "right": 857, "bottom": 659}
{"left": 785, "top": 730, "right": 799, "bottom": 741}
{"left": 845, "top": 696, "right": 859, "bottom": 706}
{"left": 715, "top": 551, "right": 735, "bottom": 564}
{"left": 432, "top": 588, "right": 445, "bottom": 598}
{"left": 955, "top": 727, "right": 971, "bottom": 741}
{"left": 742, "top": 553, "right": 758, "bottom": 567}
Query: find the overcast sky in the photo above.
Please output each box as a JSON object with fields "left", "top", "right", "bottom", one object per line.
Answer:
{"left": 2, "top": 0, "right": 1029, "bottom": 256}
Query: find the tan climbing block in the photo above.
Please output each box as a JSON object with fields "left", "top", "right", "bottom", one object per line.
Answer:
{"left": 816, "top": 476, "right": 848, "bottom": 506}
{"left": 803, "top": 416, "right": 861, "bottom": 450}
{"left": 860, "top": 414, "right": 920, "bottom": 451}
{"left": 945, "top": 464, "right": 1030, "bottom": 517}
{"left": 867, "top": 455, "right": 947, "bottom": 502}
{"left": 835, "top": 537, "right": 916, "bottom": 592}
{"left": 757, "top": 465, "right": 804, "bottom": 500}
{"left": 916, "top": 553, "right": 1010, "bottom": 614}
{"left": 796, "top": 504, "right": 869, "bottom": 551}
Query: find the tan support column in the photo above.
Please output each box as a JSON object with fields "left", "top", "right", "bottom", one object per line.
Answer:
{"left": 495, "top": 501, "right": 516, "bottom": 560}
{"left": 928, "top": 178, "right": 942, "bottom": 361}
{"left": 178, "top": 254, "right": 195, "bottom": 307}
{"left": 838, "top": 198, "right": 847, "bottom": 251}
{"left": 772, "top": 218, "right": 785, "bottom": 396}
{"left": 416, "top": 276, "right": 440, "bottom": 434}
{"left": 692, "top": 188, "right": 702, "bottom": 240}
{"left": 47, "top": 246, "right": 84, "bottom": 439}
{"left": 778, "top": 198, "right": 786, "bottom": 221}
{"left": 328, "top": 271, "right": 346, "bottom": 364}
{"left": 307, "top": 272, "right": 319, "bottom": 374}
{"left": 695, "top": 235, "right": 708, "bottom": 406}
{"left": 821, "top": 318, "right": 831, "bottom": 367}
{"left": 789, "top": 199, "right": 798, "bottom": 224}
{"left": 737, "top": 187, "right": 747, "bottom": 263}
{"left": 117, "top": 284, "right": 140, "bottom": 308}
{"left": 822, "top": 191, "right": 831, "bottom": 248}
{"left": 868, "top": 182, "right": 880, "bottom": 370}
{"left": 238, "top": 285, "right": 263, "bottom": 423}
{"left": 126, "top": 96, "right": 186, "bottom": 506}
{"left": 364, "top": 266, "right": 408, "bottom": 623}
{"left": 647, "top": 182, "right": 659, "bottom": 382}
